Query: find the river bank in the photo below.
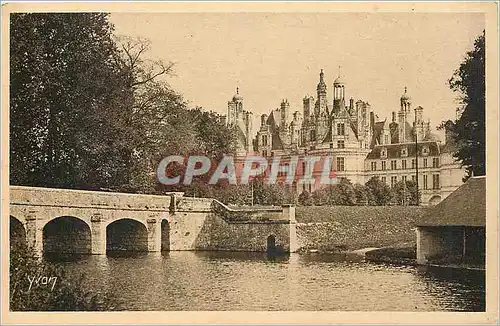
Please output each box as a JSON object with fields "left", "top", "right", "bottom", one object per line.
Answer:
{"left": 297, "top": 243, "right": 485, "bottom": 271}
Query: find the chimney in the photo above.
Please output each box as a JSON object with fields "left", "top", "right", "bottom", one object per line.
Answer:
{"left": 261, "top": 114, "right": 268, "bottom": 126}
{"left": 370, "top": 111, "right": 375, "bottom": 127}
{"left": 349, "top": 98, "right": 354, "bottom": 110}
{"left": 392, "top": 111, "right": 396, "bottom": 122}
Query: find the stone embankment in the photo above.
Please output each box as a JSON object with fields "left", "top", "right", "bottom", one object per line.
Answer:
{"left": 295, "top": 206, "right": 426, "bottom": 253}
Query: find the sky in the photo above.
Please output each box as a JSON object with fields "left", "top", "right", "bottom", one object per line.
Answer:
{"left": 110, "top": 12, "right": 484, "bottom": 139}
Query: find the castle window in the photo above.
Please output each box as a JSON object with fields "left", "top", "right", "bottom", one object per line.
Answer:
{"left": 433, "top": 174, "right": 440, "bottom": 189}
{"left": 391, "top": 160, "right": 397, "bottom": 170}
{"left": 330, "top": 143, "right": 334, "bottom": 149}
{"left": 411, "top": 159, "right": 416, "bottom": 169}
{"left": 262, "top": 135, "right": 268, "bottom": 147}
{"left": 337, "top": 123, "right": 345, "bottom": 136}
{"left": 423, "top": 158, "right": 428, "bottom": 168}
{"left": 337, "top": 140, "right": 345, "bottom": 149}
{"left": 336, "top": 157, "right": 345, "bottom": 171}
{"left": 262, "top": 150, "right": 268, "bottom": 157}
{"left": 402, "top": 175, "right": 407, "bottom": 183}
{"left": 381, "top": 176, "right": 386, "bottom": 184}
{"left": 423, "top": 175, "right": 428, "bottom": 190}
{"left": 391, "top": 176, "right": 397, "bottom": 187}
{"left": 371, "top": 162, "right": 377, "bottom": 171}
{"left": 432, "top": 157, "right": 439, "bottom": 168}
{"left": 380, "top": 148, "right": 387, "bottom": 159}
{"left": 310, "top": 130, "right": 316, "bottom": 141}
{"left": 381, "top": 161, "right": 387, "bottom": 171}
{"left": 412, "top": 175, "right": 416, "bottom": 183}
{"left": 402, "top": 159, "right": 407, "bottom": 169}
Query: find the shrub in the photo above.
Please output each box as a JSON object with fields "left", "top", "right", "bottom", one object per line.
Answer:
{"left": 10, "top": 248, "right": 116, "bottom": 311}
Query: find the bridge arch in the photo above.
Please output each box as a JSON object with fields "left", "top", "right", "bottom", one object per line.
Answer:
{"left": 43, "top": 216, "right": 92, "bottom": 254}
{"left": 10, "top": 216, "right": 27, "bottom": 252}
{"left": 267, "top": 234, "right": 276, "bottom": 253}
{"left": 106, "top": 218, "right": 148, "bottom": 252}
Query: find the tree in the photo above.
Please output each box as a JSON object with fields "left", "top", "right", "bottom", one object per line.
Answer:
{"left": 10, "top": 13, "right": 129, "bottom": 189}
{"left": 442, "top": 31, "right": 485, "bottom": 179}
{"left": 310, "top": 178, "right": 356, "bottom": 206}
{"left": 390, "top": 180, "right": 420, "bottom": 206}
{"left": 365, "top": 176, "right": 392, "bottom": 205}
{"left": 109, "top": 36, "right": 193, "bottom": 193}
{"left": 298, "top": 190, "right": 313, "bottom": 206}
{"left": 353, "top": 183, "right": 372, "bottom": 205}
{"left": 10, "top": 15, "right": 234, "bottom": 195}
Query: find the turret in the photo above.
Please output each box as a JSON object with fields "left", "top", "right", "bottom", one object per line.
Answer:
{"left": 400, "top": 86, "right": 411, "bottom": 113}
{"left": 316, "top": 69, "right": 328, "bottom": 115}
{"left": 303, "top": 95, "right": 314, "bottom": 119}
{"left": 280, "top": 99, "right": 290, "bottom": 126}
{"left": 333, "top": 66, "right": 346, "bottom": 114}
{"left": 260, "top": 114, "right": 268, "bottom": 127}
{"left": 227, "top": 86, "right": 243, "bottom": 126}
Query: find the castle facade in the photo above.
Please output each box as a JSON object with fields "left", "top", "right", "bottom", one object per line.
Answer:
{"left": 226, "top": 70, "right": 465, "bottom": 205}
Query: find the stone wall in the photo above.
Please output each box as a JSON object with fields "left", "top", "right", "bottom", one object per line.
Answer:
{"left": 10, "top": 186, "right": 173, "bottom": 213}
{"left": 193, "top": 201, "right": 294, "bottom": 252}
{"left": 296, "top": 206, "right": 426, "bottom": 251}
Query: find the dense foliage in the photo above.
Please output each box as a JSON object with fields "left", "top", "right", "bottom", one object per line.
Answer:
{"left": 10, "top": 13, "right": 236, "bottom": 194}
{"left": 197, "top": 176, "right": 419, "bottom": 207}
{"left": 10, "top": 249, "right": 116, "bottom": 311}
{"left": 440, "top": 31, "right": 485, "bottom": 179}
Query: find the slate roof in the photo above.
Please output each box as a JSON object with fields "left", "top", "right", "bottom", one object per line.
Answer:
{"left": 366, "top": 141, "right": 440, "bottom": 159}
{"left": 418, "top": 176, "right": 486, "bottom": 227}
{"left": 370, "top": 121, "right": 386, "bottom": 147}
{"left": 266, "top": 112, "right": 284, "bottom": 150}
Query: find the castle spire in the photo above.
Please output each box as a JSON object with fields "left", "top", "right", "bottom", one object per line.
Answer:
{"left": 317, "top": 69, "right": 327, "bottom": 94}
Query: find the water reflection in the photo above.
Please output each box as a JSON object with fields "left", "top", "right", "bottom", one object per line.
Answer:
{"left": 40, "top": 251, "right": 485, "bottom": 311}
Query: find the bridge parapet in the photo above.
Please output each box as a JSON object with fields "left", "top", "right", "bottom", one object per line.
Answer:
{"left": 175, "top": 196, "right": 213, "bottom": 213}
{"left": 10, "top": 186, "right": 172, "bottom": 211}
{"left": 211, "top": 200, "right": 293, "bottom": 224}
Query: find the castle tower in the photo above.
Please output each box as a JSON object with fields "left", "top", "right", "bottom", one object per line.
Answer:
{"left": 303, "top": 95, "right": 314, "bottom": 120}
{"left": 243, "top": 111, "right": 253, "bottom": 150}
{"left": 400, "top": 86, "right": 412, "bottom": 114}
{"left": 398, "top": 110, "right": 407, "bottom": 143}
{"left": 333, "top": 66, "right": 346, "bottom": 114}
{"left": 316, "top": 69, "right": 328, "bottom": 116}
{"left": 398, "top": 87, "right": 413, "bottom": 143}
{"left": 227, "top": 87, "right": 244, "bottom": 126}
{"left": 280, "top": 99, "right": 290, "bottom": 126}
{"left": 414, "top": 106, "right": 425, "bottom": 141}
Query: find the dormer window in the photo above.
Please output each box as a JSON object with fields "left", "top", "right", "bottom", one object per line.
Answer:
{"left": 401, "top": 147, "right": 408, "bottom": 157}
{"left": 422, "top": 145, "right": 429, "bottom": 156}
{"left": 337, "top": 123, "right": 345, "bottom": 136}
{"left": 380, "top": 147, "right": 387, "bottom": 159}
{"left": 310, "top": 130, "right": 316, "bottom": 141}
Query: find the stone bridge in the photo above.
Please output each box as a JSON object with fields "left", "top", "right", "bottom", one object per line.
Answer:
{"left": 9, "top": 186, "right": 297, "bottom": 255}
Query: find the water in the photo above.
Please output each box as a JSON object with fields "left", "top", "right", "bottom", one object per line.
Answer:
{"left": 45, "top": 251, "right": 485, "bottom": 311}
